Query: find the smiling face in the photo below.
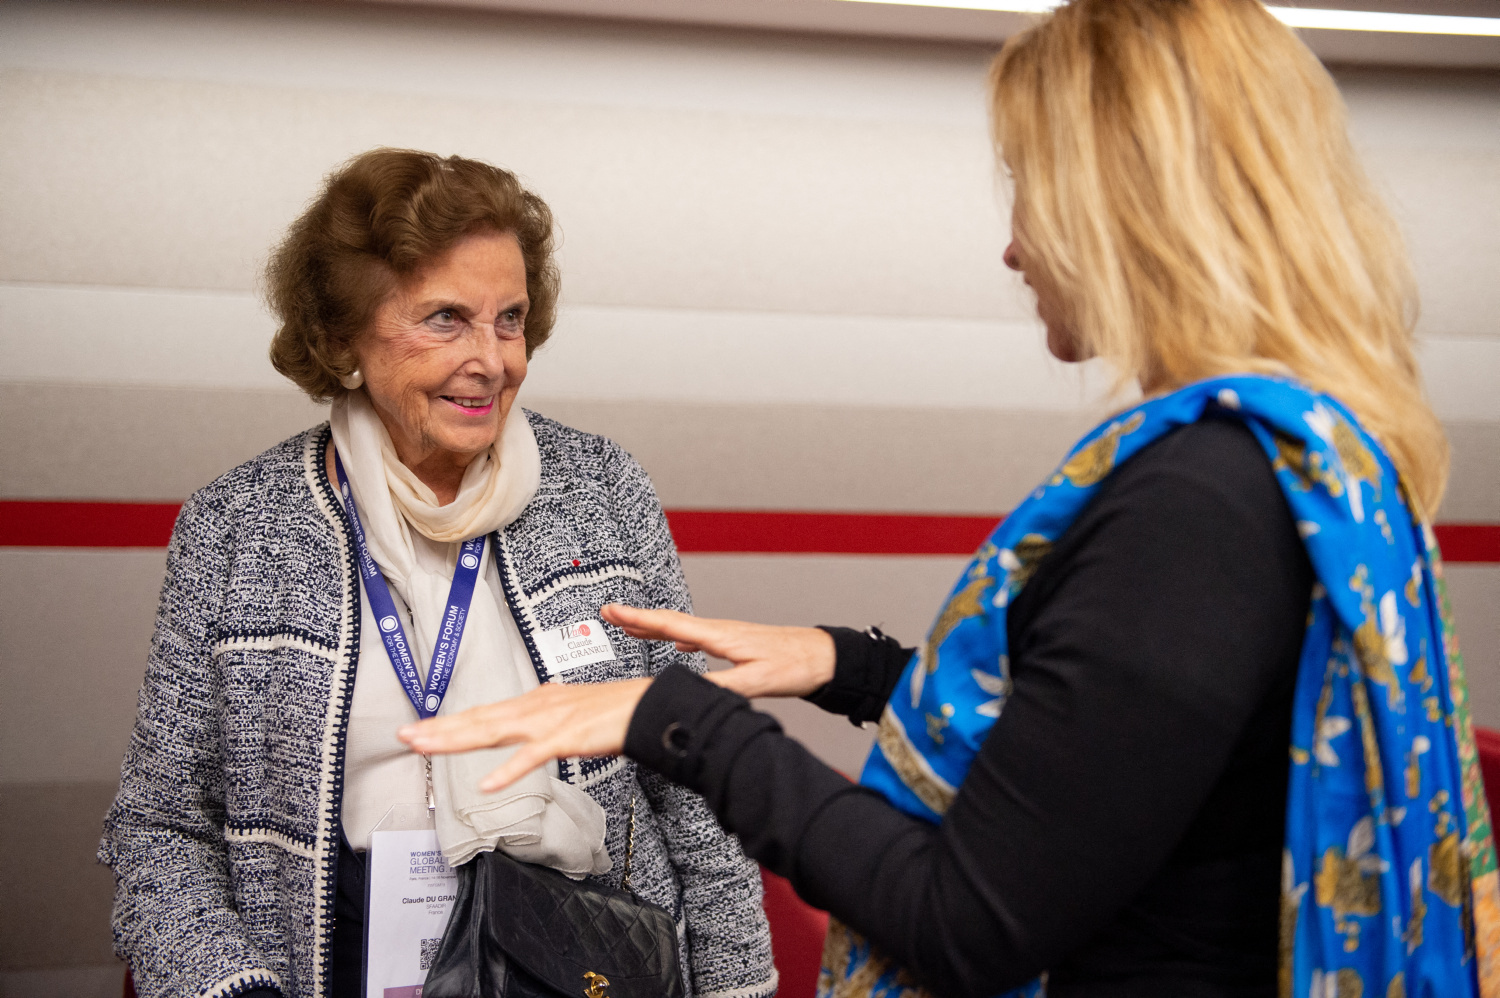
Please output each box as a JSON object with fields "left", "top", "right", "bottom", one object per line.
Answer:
{"left": 354, "top": 229, "right": 530, "bottom": 494}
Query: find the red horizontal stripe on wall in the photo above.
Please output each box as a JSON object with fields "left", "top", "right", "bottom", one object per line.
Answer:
{"left": 1435, "top": 524, "right": 1500, "bottom": 565}
{"left": 2, "top": 501, "right": 1499, "bottom": 563}
{"left": 0, "top": 501, "right": 182, "bottom": 547}
{"left": 665, "top": 509, "right": 1000, "bottom": 555}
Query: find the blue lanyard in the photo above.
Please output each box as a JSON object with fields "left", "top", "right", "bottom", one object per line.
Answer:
{"left": 335, "top": 453, "right": 486, "bottom": 720}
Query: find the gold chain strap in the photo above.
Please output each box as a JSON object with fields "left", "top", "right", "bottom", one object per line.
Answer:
{"left": 621, "top": 794, "right": 638, "bottom": 892}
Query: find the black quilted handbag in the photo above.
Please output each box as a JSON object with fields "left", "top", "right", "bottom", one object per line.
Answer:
{"left": 421, "top": 842, "right": 684, "bottom": 998}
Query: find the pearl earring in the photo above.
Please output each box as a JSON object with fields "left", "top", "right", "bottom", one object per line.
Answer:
{"left": 340, "top": 369, "right": 364, "bottom": 390}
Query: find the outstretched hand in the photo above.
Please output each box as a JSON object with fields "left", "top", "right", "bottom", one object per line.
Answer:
{"left": 600, "top": 604, "right": 835, "bottom": 699}
{"left": 399, "top": 678, "right": 652, "bottom": 792}
{"left": 397, "top": 606, "right": 836, "bottom": 793}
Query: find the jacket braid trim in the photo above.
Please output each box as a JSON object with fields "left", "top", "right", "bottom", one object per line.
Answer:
{"left": 304, "top": 426, "right": 362, "bottom": 998}
{"left": 490, "top": 532, "right": 564, "bottom": 779}
{"left": 201, "top": 969, "right": 283, "bottom": 998}
{"left": 212, "top": 630, "right": 338, "bottom": 661}
{"left": 567, "top": 754, "right": 628, "bottom": 788}
{"left": 523, "top": 560, "right": 645, "bottom": 608}
{"left": 223, "top": 825, "right": 318, "bottom": 859}
{"left": 492, "top": 532, "right": 542, "bottom": 638}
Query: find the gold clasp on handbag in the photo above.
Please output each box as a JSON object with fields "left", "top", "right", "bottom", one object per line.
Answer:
{"left": 583, "top": 971, "right": 610, "bottom": 997}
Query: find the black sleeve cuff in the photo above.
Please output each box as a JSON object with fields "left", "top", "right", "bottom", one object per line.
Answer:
{"left": 623, "top": 661, "right": 867, "bottom": 879}
{"left": 625, "top": 663, "right": 781, "bottom": 799}
{"left": 238, "top": 989, "right": 283, "bottom": 998}
{"left": 804, "top": 626, "right": 915, "bottom": 725}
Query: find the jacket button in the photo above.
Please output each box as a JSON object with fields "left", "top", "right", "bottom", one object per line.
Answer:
{"left": 662, "top": 722, "right": 691, "bottom": 757}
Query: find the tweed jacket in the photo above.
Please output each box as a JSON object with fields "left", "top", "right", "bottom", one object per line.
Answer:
{"left": 100, "top": 411, "right": 777, "bottom": 998}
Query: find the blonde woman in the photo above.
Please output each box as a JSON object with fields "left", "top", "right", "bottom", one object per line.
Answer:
{"left": 401, "top": 2, "right": 1498, "bottom": 996}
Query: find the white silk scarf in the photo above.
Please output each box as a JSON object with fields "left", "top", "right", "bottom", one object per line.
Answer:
{"left": 333, "top": 390, "right": 610, "bottom": 875}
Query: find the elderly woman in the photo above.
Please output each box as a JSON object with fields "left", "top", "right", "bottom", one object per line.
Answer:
{"left": 99, "top": 149, "right": 776, "bottom": 998}
{"left": 401, "top": 4, "right": 1497, "bottom": 997}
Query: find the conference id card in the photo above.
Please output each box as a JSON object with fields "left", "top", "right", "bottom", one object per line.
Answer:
{"left": 365, "top": 826, "right": 458, "bottom": 998}
{"left": 534, "top": 619, "right": 617, "bottom": 675}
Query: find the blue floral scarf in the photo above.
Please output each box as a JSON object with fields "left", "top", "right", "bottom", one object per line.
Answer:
{"left": 817, "top": 375, "right": 1499, "bottom": 998}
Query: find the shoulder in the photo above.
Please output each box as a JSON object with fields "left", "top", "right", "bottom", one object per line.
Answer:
{"left": 520, "top": 409, "right": 673, "bottom": 556}
{"left": 523, "top": 408, "right": 645, "bottom": 490}
{"left": 1070, "top": 415, "right": 1292, "bottom": 542}
{"left": 1044, "top": 414, "right": 1303, "bottom": 582}
{"left": 172, "top": 424, "right": 328, "bottom": 547}
{"left": 1109, "top": 416, "right": 1275, "bottom": 499}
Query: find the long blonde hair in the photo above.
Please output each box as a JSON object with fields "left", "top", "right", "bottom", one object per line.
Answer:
{"left": 990, "top": 0, "right": 1449, "bottom": 513}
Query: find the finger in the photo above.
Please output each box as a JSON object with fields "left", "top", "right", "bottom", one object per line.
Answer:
{"left": 601, "top": 603, "right": 689, "bottom": 639}
{"left": 603, "top": 605, "right": 715, "bottom": 644}
{"left": 603, "top": 605, "right": 743, "bottom": 657}
{"left": 674, "top": 641, "right": 703, "bottom": 653}
{"left": 400, "top": 703, "right": 527, "bottom": 754}
{"left": 479, "top": 742, "right": 556, "bottom": 793}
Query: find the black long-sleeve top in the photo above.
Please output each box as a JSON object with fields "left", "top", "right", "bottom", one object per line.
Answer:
{"left": 625, "top": 417, "right": 1313, "bottom": 998}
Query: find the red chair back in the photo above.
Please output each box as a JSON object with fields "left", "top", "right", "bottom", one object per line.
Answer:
{"left": 761, "top": 867, "right": 830, "bottom": 998}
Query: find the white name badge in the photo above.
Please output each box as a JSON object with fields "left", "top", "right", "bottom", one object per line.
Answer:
{"left": 365, "top": 827, "right": 458, "bottom": 998}
{"left": 534, "top": 619, "right": 618, "bottom": 675}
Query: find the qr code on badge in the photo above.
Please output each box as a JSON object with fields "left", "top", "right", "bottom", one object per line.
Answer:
{"left": 419, "top": 937, "right": 442, "bottom": 970}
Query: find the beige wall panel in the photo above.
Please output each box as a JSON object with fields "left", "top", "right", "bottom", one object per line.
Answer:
{"left": 1340, "top": 70, "right": 1500, "bottom": 341}
{"left": 681, "top": 553, "right": 972, "bottom": 775}
{"left": 2, "top": 281, "right": 1494, "bottom": 418}
{"left": 0, "top": 1, "right": 997, "bottom": 125}
{"left": 536, "top": 399, "right": 1099, "bottom": 515}
{"left": 1449, "top": 565, "right": 1500, "bottom": 730}
{"left": 0, "top": 285, "right": 289, "bottom": 391}
{"left": 0, "top": 781, "right": 120, "bottom": 971}
{"left": 4, "top": 383, "right": 1499, "bottom": 521}
{"left": 1417, "top": 336, "right": 1500, "bottom": 421}
{"left": 0, "top": 67, "right": 1020, "bottom": 321}
{"left": 552, "top": 400, "right": 1500, "bottom": 522}
{"left": 1445, "top": 421, "right": 1500, "bottom": 522}
{"left": 0, "top": 549, "right": 163, "bottom": 783}
{"left": 530, "top": 307, "right": 1122, "bottom": 412}
{"left": 0, "top": 964, "right": 124, "bottom": 998}
{"left": 4, "top": 14, "right": 1495, "bottom": 337}
{"left": 0, "top": 383, "right": 327, "bottom": 500}
{"left": 1366, "top": 149, "right": 1500, "bottom": 340}
{"left": 0, "top": 284, "right": 1118, "bottom": 407}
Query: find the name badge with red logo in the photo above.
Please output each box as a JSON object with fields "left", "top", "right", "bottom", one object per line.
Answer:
{"left": 534, "top": 619, "right": 617, "bottom": 675}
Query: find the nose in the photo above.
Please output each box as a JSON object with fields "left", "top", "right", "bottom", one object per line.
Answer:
{"left": 1003, "top": 239, "right": 1022, "bottom": 272}
{"left": 461, "top": 321, "right": 514, "bottom": 381}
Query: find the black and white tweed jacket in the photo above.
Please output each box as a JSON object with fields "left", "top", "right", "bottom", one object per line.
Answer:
{"left": 99, "top": 411, "right": 778, "bottom": 998}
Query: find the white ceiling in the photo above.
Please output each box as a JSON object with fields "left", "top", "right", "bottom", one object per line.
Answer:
{"left": 353, "top": 0, "right": 1500, "bottom": 67}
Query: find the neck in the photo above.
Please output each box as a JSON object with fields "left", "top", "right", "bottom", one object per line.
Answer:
{"left": 374, "top": 414, "right": 479, "bottom": 507}
{"left": 325, "top": 436, "right": 471, "bottom": 506}
{"left": 398, "top": 448, "right": 471, "bottom": 506}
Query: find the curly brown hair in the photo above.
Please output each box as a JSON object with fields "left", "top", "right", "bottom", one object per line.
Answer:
{"left": 266, "top": 148, "right": 560, "bottom": 401}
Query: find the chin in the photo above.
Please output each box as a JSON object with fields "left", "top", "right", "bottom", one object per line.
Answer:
{"left": 1045, "top": 327, "right": 1081, "bottom": 364}
{"left": 447, "top": 426, "right": 503, "bottom": 455}
{"left": 430, "top": 416, "right": 502, "bottom": 454}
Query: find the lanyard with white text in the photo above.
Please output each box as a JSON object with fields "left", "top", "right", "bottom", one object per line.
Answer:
{"left": 335, "top": 452, "right": 485, "bottom": 721}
